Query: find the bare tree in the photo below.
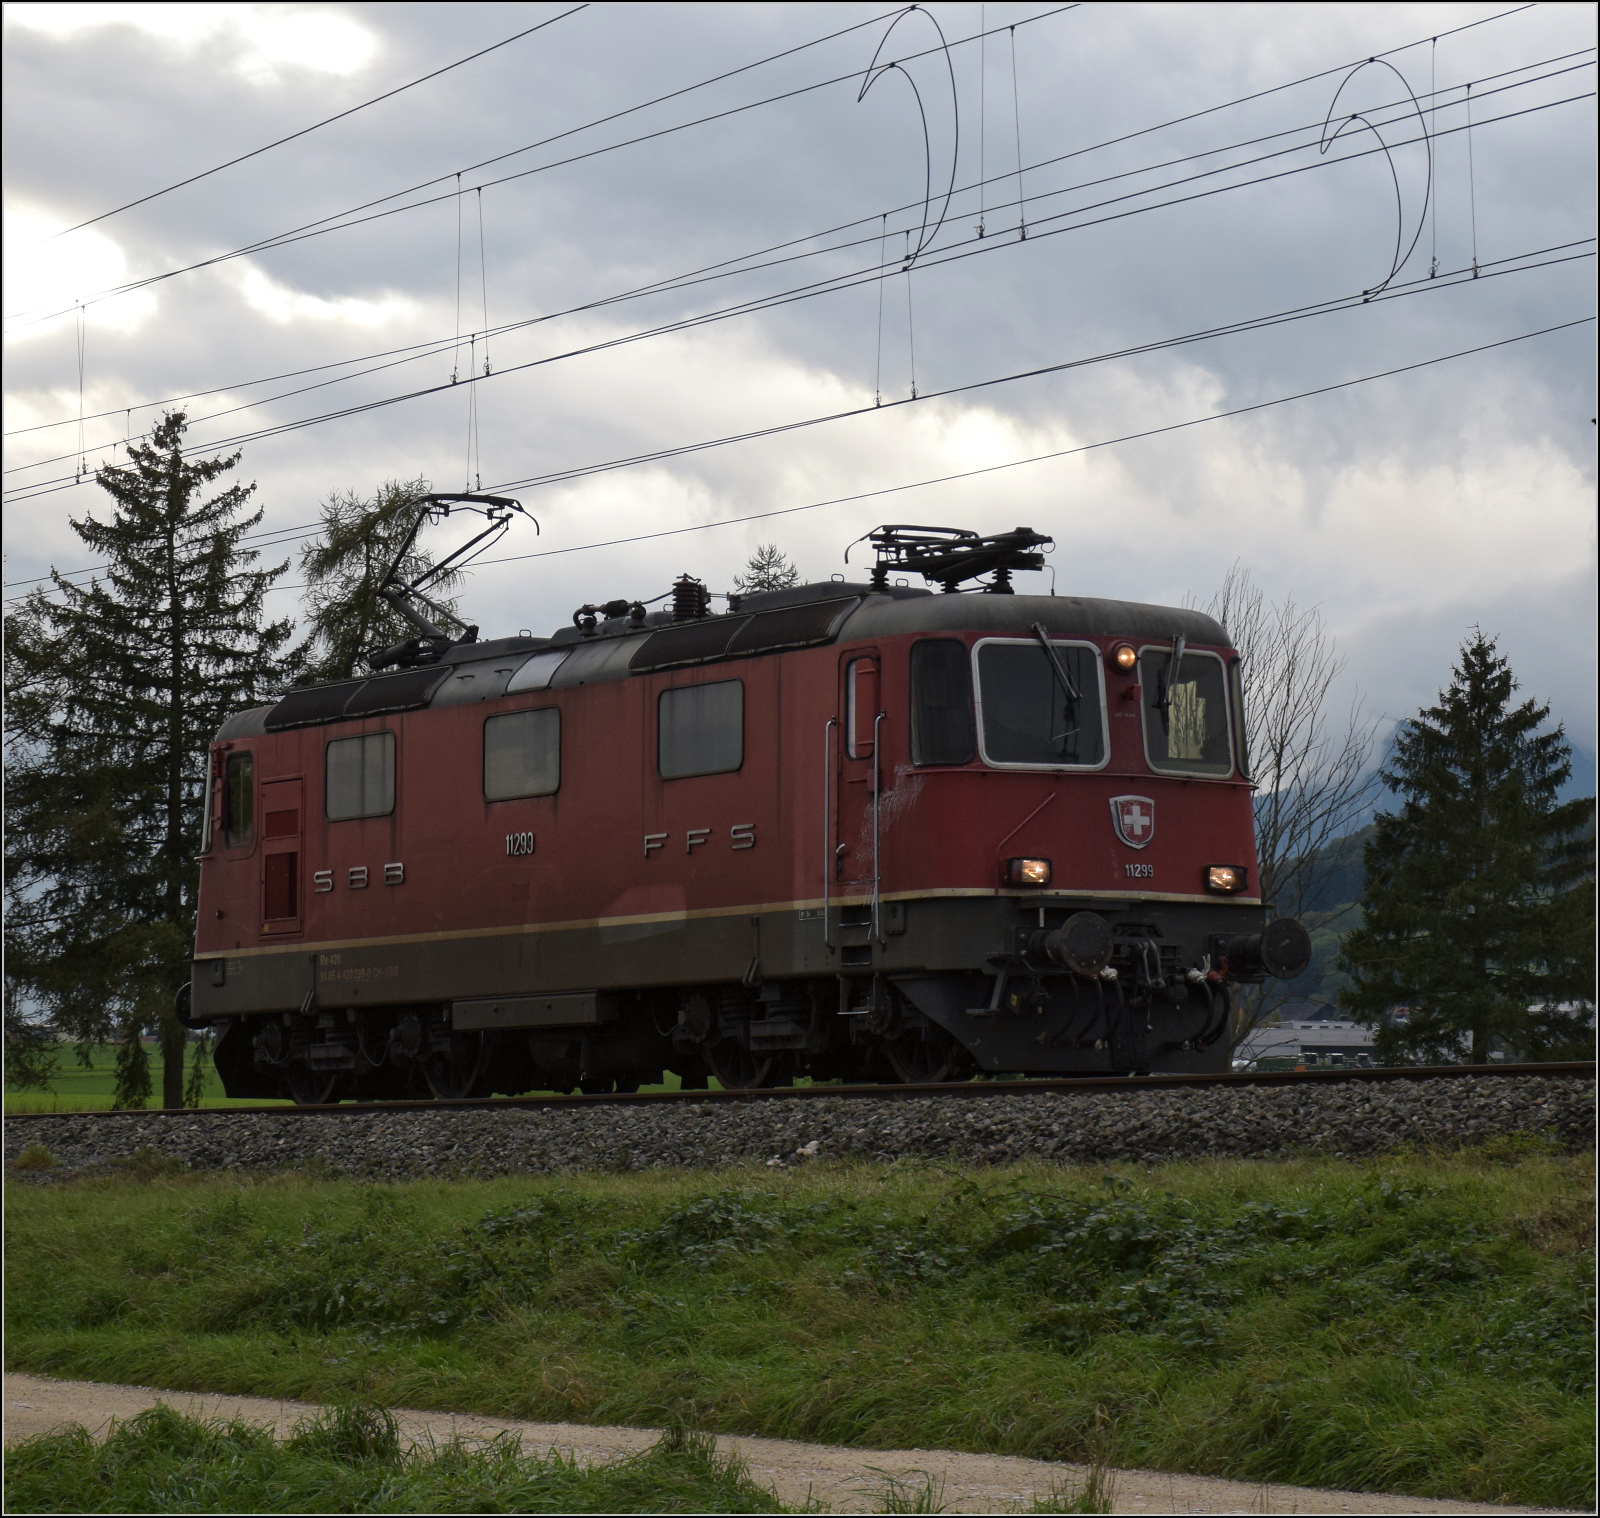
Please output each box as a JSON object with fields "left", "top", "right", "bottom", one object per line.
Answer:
{"left": 1194, "top": 565, "right": 1380, "bottom": 1045}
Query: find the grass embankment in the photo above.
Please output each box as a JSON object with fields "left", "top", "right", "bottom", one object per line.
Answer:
{"left": 5, "top": 1403, "right": 798, "bottom": 1514}
{"left": 6, "top": 1148, "right": 1593, "bottom": 1510}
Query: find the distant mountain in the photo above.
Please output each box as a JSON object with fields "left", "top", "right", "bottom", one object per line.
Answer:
{"left": 1272, "top": 736, "right": 1594, "bottom": 1008}
{"left": 1345, "top": 735, "right": 1594, "bottom": 833}
{"left": 1297, "top": 826, "right": 1372, "bottom": 915}
{"left": 1562, "top": 744, "right": 1597, "bottom": 803}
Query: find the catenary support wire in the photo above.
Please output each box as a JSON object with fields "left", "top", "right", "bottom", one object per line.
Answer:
{"left": 75, "top": 304, "right": 85, "bottom": 483}
{"left": 1430, "top": 37, "right": 1440, "bottom": 276}
{"left": 874, "top": 214, "right": 887, "bottom": 406}
{"left": 1467, "top": 81, "right": 1480, "bottom": 275}
{"left": 1011, "top": 26, "right": 1027, "bottom": 238}
{"left": 453, "top": 175, "right": 464, "bottom": 382}
{"left": 904, "top": 230, "right": 918, "bottom": 399}
{"left": 477, "top": 188, "right": 492, "bottom": 377}
{"left": 978, "top": 2, "right": 987, "bottom": 236}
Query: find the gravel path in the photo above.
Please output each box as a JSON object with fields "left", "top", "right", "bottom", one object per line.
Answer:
{"left": 3, "top": 1373, "right": 1579, "bottom": 1514}
{"left": 6, "top": 1075, "right": 1591, "bottom": 1179}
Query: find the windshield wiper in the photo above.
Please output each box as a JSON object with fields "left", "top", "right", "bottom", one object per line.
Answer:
{"left": 1031, "top": 622, "right": 1081, "bottom": 705}
{"left": 1032, "top": 622, "right": 1083, "bottom": 752}
{"left": 1153, "top": 633, "right": 1186, "bottom": 733}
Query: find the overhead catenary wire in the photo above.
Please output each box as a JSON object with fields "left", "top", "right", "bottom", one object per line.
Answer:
{"left": 4, "top": 5, "right": 1072, "bottom": 333}
{"left": 266, "top": 316, "right": 1594, "bottom": 586}
{"left": 9, "top": 63, "right": 1586, "bottom": 506}
{"left": 8, "top": 0, "right": 1538, "bottom": 335}
{"left": 9, "top": 82, "right": 1584, "bottom": 504}
{"left": 11, "top": 40, "right": 1585, "bottom": 449}
{"left": 476, "top": 246, "right": 1596, "bottom": 497}
{"left": 9, "top": 240, "right": 1586, "bottom": 595}
{"left": 41, "top": 7, "right": 590, "bottom": 242}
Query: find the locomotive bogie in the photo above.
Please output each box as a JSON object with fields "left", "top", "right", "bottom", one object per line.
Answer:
{"left": 192, "top": 581, "right": 1308, "bottom": 1101}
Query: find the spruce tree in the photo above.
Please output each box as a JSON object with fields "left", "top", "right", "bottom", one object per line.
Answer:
{"left": 298, "top": 477, "right": 462, "bottom": 683}
{"left": 732, "top": 543, "right": 801, "bottom": 593}
{"left": 3, "top": 411, "right": 296, "bottom": 1107}
{"left": 1340, "top": 633, "right": 1594, "bottom": 1063}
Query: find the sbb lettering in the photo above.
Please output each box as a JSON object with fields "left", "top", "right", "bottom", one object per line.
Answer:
{"left": 642, "top": 825, "right": 758, "bottom": 857}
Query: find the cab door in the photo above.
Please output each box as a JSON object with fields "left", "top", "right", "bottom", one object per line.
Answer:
{"left": 260, "top": 777, "right": 303, "bottom": 936}
{"left": 834, "top": 651, "right": 882, "bottom": 908}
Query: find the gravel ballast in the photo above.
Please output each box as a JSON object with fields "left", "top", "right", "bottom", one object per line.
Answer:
{"left": 6, "top": 1075, "right": 1592, "bottom": 1179}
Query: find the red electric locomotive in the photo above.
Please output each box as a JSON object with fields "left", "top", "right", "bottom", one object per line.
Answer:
{"left": 186, "top": 512, "right": 1311, "bottom": 1102}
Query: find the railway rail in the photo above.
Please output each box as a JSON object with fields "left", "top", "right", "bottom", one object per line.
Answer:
{"left": 8, "top": 1059, "right": 1591, "bottom": 1122}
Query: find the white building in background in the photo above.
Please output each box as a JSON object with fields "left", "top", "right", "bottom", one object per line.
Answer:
{"left": 1233, "top": 1016, "right": 1378, "bottom": 1069}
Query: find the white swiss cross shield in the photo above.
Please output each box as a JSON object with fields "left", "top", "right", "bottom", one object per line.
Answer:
{"left": 1110, "top": 795, "right": 1155, "bottom": 849}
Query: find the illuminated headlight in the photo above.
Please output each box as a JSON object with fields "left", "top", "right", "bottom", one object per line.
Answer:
{"left": 1006, "top": 857, "right": 1052, "bottom": 887}
{"left": 1110, "top": 643, "right": 1137, "bottom": 672}
{"left": 1206, "top": 865, "right": 1248, "bottom": 894}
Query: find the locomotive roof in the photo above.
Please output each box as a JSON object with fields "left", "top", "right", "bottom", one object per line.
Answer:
{"left": 217, "top": 584, "right": 1229, "bottom": 741}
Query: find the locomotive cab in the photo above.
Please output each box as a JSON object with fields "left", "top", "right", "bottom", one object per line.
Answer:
{"left": 187, "top": 523, "right": 1311, "bottom": 1102}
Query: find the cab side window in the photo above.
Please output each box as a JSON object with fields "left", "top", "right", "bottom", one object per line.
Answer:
{"left": 909, "top": 639, "right": 976, "bottom": 765}
{"left": 224, "top": 752, "right": 254, "bottom": 847}
{"left": 659, "top": 680, "right": 743, "bottom": 778}
{"left": 484, "top": 707, "right": 560, "bottom": 800}
{"left": 326, "top": 732, "right": 395, "bottom": 820}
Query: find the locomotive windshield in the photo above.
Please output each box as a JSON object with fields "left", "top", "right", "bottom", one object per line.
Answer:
{"left": 976, "top": 639, "right": 1105, "bottom": 767}
{"left": 1140, "top": 648, "right": 1233, "bottom": 776}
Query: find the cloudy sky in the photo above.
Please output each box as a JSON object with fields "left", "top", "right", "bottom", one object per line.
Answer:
{"left": 4, "top": 2, "right": 1595, "bottom": 758}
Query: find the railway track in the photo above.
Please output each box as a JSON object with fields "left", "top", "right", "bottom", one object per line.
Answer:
{"left": 8, "top": 1059, "right": 1591, "bottom": 1122}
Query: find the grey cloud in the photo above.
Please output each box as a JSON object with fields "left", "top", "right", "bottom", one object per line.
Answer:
{"left": 4, "top": 2, "right": 1594, "bottom": 739}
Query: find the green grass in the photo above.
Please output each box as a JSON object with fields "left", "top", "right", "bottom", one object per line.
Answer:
{"left": 4, "top": 1044, "right": 748, "bottom": 1113}
{"left": 3, "top": 1402, "right": 793, "bottom": 1513}
{"left": 5, "top": 1148, "right": 1593, "bottom": 1509}
{"left": 4, "top": 1043, "right": 288, "bottom": 1114}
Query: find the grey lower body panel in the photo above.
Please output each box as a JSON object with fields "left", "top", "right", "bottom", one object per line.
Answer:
{"left": 194, "top": 894, "right": 1267, "bottom": 1089}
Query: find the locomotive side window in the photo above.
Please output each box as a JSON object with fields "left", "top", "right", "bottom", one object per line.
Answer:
{"left": 909, "top": 639, "right": 976, "bottom": 766}
{"left": 224, "top": 751, "right": 254, "bottom": 847}
{"left": 325, "top": 731, "right": 395, "bottom": 820}
{"left": 845, "top": 658, "right": 878, "bottom": 759}
{"left": 200, "top": 760, "right": 215, "bottom": 854}
{"left": 1139, "top": 648, "right": 1233, "bottom": 777}
{"left": 1229, "top": 659, "right": 1252, "bottom": 780}
{"left": 975, "top": 639, "right": 1106, "bottom": 768}
{"left": 659, "top": 680, "right": 743, "bottom": 779}
{"left": 484, "top": 707, "right": 561, "bottom": 800}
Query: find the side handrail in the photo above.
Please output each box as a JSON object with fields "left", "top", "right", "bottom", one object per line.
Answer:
{"left": 823, "top": 717, "right": 837, "bottom": 948}
{"left": 871, "top": 710, "right": 886, "bottom": 944}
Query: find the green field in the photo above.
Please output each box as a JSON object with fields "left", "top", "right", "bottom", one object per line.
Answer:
{"left": 3, "top": 1044, "right": 725, "bottom": 1114}
{"left": 6, "top": 1146, "right": 1592, "bottom": 1510}
{"left": 4, "top": 1043, "right": 287, "bottom": 1114}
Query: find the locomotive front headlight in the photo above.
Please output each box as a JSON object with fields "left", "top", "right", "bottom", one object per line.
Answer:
{"left": 1006, "top": 857, "right": 1052, "bottom": 887}
{"left": 1111, "top": 643, "right": 1137, "bottom": 672}
{"left": 1206, "top": 865, "right": 1248, "bottom": 894}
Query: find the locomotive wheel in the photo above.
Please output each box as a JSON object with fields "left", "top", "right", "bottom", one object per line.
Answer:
{"left": 703, "top": 1040, "right": 776, "bottom": 1090}
{"left": 884, "top": 1025, "right": 964, "bottom": 1084}
{"left": 423, "top": 1031, "right": 492, "bottom": 1100}
{"left": 283, "top": 1064, "right": 345, "bottom": 1106}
